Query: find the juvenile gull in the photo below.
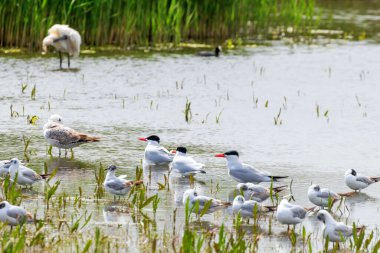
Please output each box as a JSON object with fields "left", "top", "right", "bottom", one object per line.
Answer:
{"left": 43, "top": 114, "right": 100, "bottom": 157}
{"left": 215, "top": 150, "right": 288, "bottom": 183}
{"left": 345, "top": 169, "right": 380, "bottom": 191}
{"left": 42, "top": 24, "right": 81, "bottom": 68}
{"left": 232, "top": 195, "right": 276, "bottom": 218}
{"left": 182, "top": 189, "right": 231, "bottom": 214}
{"left": 0, "top": 201, "right": 33, "bottom": 226}
{"left": 8, "top": 158, "right": 49, "bottom": 187}
{"left": 139, "top": 135, "right": 174, "bottom": 165}
{"left": 307, "top": 184, "right": 353, "bottom": 208}
{"left": 103, "top": 165, "right": 143, "bottom": 196}
{"left": 317, "top": 210, "right": 364, "bottom": 242}
{"left": 236, "top": 182, "right": 286, "bottom": 202}
{"left": 171, "top": 147, "right": 206, "bottom": 177}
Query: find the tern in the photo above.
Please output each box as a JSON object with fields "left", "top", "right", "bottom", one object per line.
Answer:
{"left": 0, "top": 201, "right": 33, "bottom": 226}
{"left": 171, "top": 147, "right": 206, "bottom": 177}
{"left": 43, "top": 114, "right": 100, "bottom": 157}
{"left": 139, "top": 135, "right": 174, "bottom": 165}
{"left": 232, "top": 195, "right": 276, "bottom": 218}
{"left": 182, "top": 189, "right": 231, "bottom": 214}
{"left": 103, "top": 165, "right": 143, "bottom": 197}
{"left": 236, "top": 182, "right": 286, "bottom": 202}
{"left": 345, "top": 169, "right": 380, "bottom": 191}
{"left": 215, "top": 150, "right": 288, "bottom": 183}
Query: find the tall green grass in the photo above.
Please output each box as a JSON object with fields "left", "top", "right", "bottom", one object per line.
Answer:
{"left": 0, "top": 0, "right": 315, "bottom": 49}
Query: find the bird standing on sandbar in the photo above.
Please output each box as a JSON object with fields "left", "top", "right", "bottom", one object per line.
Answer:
{"left": 42, "top": 24, "right": 81, "bottom": 69}
{"left": 43, "top": 114, "right": 100, "bottom": 157}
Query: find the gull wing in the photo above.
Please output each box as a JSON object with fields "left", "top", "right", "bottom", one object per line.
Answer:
{"left": 291, "top": 205, "right": 307, "bottom": 219}
{"left": 356, "top": 175, "right": 373, "bottom": 184}
{"left": 21, "top": 168, "right": 41, "bottom": 181}
{"left": 105, "top": 179, "right": 127, "bottom": 191}
{"left": 334, "top": 223, "right": 352, "bottom": 237}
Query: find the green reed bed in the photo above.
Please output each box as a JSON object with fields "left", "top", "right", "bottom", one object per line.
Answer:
{"left": 0, "top": 0, "right": 315, "bottom": 50}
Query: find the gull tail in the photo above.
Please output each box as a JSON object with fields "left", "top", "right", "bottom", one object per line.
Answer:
{"left": 338, "top": 191, "right": 355, "bottom": 197}
{"left": 264, "top": 205, "right": 277, "bottom": 212}
{"left": 79, "top": 134, "right": 101, "bottom": 142}
{"left": 357, "top": 225, "right": 366, "bottom": 234}
{"left": 304, "top": 206, "right": 316, "bottom": 212}
{"left": 271, "top": 176, "right": 288, "bottom": 182}
{"left": 198, "top": 170, "right": 206, "bottom": 174}
{"left": 370, "top": 177, "right": 380, "bottom": 182}
{"left": 273, "top": 185, "right": 287, "bottom": 193}
{"left": 40, "top": 174, "right": 51, "bottom": 179}
{"left": 220, "top": 201, "right": 232, "bottom": 206}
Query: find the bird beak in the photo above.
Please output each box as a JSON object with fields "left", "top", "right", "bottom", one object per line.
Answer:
{"left": 215, "top": 153, "right": 225, "bottom": 158}
{"left": 138, "top": 138, "right": 147, "bottom": 142}
{"left": 171, "top": 150, "right": 176, "bottom": 154}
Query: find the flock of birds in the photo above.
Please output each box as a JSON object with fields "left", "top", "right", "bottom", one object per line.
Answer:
{"left": 0, "top": 114, "right": 378, "bottom": 243}
{"left": 0, "top": 24, "right": 378, "bottom": 245}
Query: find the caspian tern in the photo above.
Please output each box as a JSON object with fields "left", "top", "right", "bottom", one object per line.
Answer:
{"left": 8, "top": 158, "right": 49, "bottom": 187}
{"left": 345, "top": 169, "right": 380, "bottom": 191}
{"left": 171, "top": 147, "right": 206, "bottom": 176}
{"left": 182, "top": 189, "right": 231, "bottom": 214}
{"left": 276, "top": 199, "right": 309, "bottom": 227}
{"left": 139, "top": 135, "right": 174, "bottom": 165}
{"left": 0, "top": 201, "right": 33, "bottom": 226}
{"left": 103, "top": 165, "right": 143, "bottom": 196}
{"left": 215, "top": 150, "right": 288, "bottom": 183}
{"left": 232, "top": 195, "right": 276, "bottom": 218}
{"left": 43, "top": 114, "right": 100, "bottom": 157}
{"left": 317, "top": 210, "right": 364, "bottom": 242}
{"left": 236, "top": 183, "right": 286, "bottom": 202}
{"left": 307, "top": 184, "right": 353, "bottom": 208}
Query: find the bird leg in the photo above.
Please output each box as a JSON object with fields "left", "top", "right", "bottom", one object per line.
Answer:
{"left": 59, "top": 148, "right": 62, "bottom": 157}
{"left": 67, "top": 53, "right": 70, "bottom": 68}
{"left": 59, "top": 52, "right": 63, "bottom": 69}
{"left": 65, "top": 149, "right": 68, "bottom": 158}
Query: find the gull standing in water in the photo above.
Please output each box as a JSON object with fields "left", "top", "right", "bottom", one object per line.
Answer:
{"left": 0, "top": 201, "right": 33, "bottom": 226}
{"left": 236, "top": 182, "right": 286, "bottom": 202}
{"left": 103, "top": 165, "right": 143, "bottom": 197}
{"left": 317, "top": 210, "right": 364, "bottom": 242}
{"left": 42, "top": 24, "right": 81, "bottom": 69}
{"left": 344, "top": 169, "right": 380, "bottom": 191}
{"left": 276, "top": 199, "right": 312, "bottom": 229}
{"left": 139, "top": 135, "right": 174, "bottom": 165}
{"left": 307, "top": 184, "right": 353, "bottom": 208}
{"left": 43, "top": 114, "right": 100, "bottom": 157}
{"left": 8, "top": 158, "right": 49, "bottom": 187}
{"left": 171, "top": 147, "right": 206, "bottom": 177}
{"left": 182, "top": 189, "right": 231, "bottom": 214}
{"left": 215, "top": 150, "right": 288, "bottom": 183}
{"left": 232, "top": 195, "right": 276, "bottom": 218}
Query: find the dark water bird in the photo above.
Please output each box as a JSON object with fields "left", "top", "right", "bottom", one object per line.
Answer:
{"left": 197, "top": 46, "right": 222, "bottom": 57}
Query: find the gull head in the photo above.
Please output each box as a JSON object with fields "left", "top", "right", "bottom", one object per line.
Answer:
{"left": 237, "top": 183, "right": 248, "bottom": 191}
{"left": 106, "top": 165, "right": 117, "bottom": 172}
{"left": 10, "top": 158, "right": 20, "bottom": 167}
{"left": 233, "top": 195, "right": 245, "bottom": 206}
{"left": 309, "top": 184, "right": 320, "bottom": 193}
{"left": 183, "top": 189, "right": 197, "bottom": 205}
{"left": 0, "top": 201, "right": 9, "bottom": 210}
{"left": 316, "top": 210, "right": 330, "bottom": 224}
{"left": 345, "top": 169, "right": 356, "bottom": 176}
{"left": 48, "top": 114, "right": 63, "bottom": 124}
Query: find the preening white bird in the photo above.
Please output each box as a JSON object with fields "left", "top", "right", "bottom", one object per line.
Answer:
{"left": 171, "top": 147, "right": 206, "bottom": 176}
{"left": 276, "top": 199, "right": 310, "bottom": 227}
{"left": 345, "top": 169, "right": 380, "bottom": 191}
{"left": 8, "top": 158, "right": 49, "bottom": 187}
{"left": 43, "top": 114, "right": 100, "bottom": 157}
{"left": 317, "top": 210, "right": 364, "bottom": 242}
{"left": 236, "top": 182, "right": 286, "bottom": 202}
{"left": 182, "top": 189, "right": 231, "bottom": 214}
{"left": 0, "top": 201, "right": 33, "bottom": 226}
{"left": 42, "top": 24, "right": 81, "bottom": 68}
{"left": 139, "top": 135, "right": 174, "bottom": 165}
{"left": 103, "top": 165, "right": 143, "bottom": 196}
{"left": 232, "top": 195, "right": 276, "bottom": 218}
{"left": 307, "top": 184, "right": 353, "bottom": 208}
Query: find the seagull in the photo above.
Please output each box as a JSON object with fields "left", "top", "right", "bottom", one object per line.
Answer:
{"left": 103, "top": 165, "right": 143, "bottom": 196}
{"left": 182, "top": 189, "right": 231, "bottom": 214}
{"left": 215, "top": 150, "right": 288, "bottom": 183}
{"left": 307, "top": 184, "right": 353, "bottom": 208}
{"left": 317, "top": 210, "right": 364, "bottom": 242}
{"left": 232, "top": 195, "right": 276, "bottom": 218}
{"left": 345, "top": 169, "right": 380, "bottom": 191}
{"left": 236, "top": 182, "right": 286, "bottom": 202}
{"left": 0, "top": 201, "right": 33, "bottom": 226}
{"left": 0, "top": 160, "right": 11, "bottom": 177}
{"left": 43, "top": 114, "right": 100, "bottom": 157}
{"left": 138, "top": 135, "right": 174, "bottom": 165}
{"left": 276, "top": 199, "right": 309, "bottom": 228}
{"left": 170, "top": 147, "right": 206, "bottom": 177}
{"left": 8, "top": 158, "right": 49, "bottom": 187}
{"left": 198, "top": 46, "right": 222, "bottom": 57}
{"left": 42, "top": 24, "right": 81, "bottom": 68}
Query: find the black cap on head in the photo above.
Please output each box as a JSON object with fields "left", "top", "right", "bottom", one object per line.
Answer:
{"left": 351, "top": 169, "right": 357, "bottom": 176}
{"left": 176, "top": 147, "right": 187, "bottom": 153}
{"left": 107, "top": 165, "right": 117, "bottom": 171}
{"left": 224, "top": 150, "right": 239, "bottom": 157}
{"left": 147, "top": 135, "right": 160, "bottom": 143}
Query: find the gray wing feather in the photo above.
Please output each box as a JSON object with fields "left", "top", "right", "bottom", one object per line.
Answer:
{"left": 291, "top": 206, "right": 307, "bottom": 219}
{"left": 356, "top": 176, "right": 372, "bottom": 184}
{"left": 7, "top": 206, "right": 27, "bottom": 219}
{"left": 105, "top": 180, "right": 126, "bottom": 191}
{"left": 21, "top": 169, "right": 41, "bottom": 180}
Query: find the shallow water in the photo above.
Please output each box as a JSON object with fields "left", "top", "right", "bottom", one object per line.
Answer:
{"left": 1, "top": 41, "right": 380, "bottom": 251}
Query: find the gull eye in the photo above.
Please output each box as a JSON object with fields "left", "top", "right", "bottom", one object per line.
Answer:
{"left": 194, "top": 192, "right": 197, "bottom": 196}
{"left": 0, "top": 203, "right": 5, "bottom": 209}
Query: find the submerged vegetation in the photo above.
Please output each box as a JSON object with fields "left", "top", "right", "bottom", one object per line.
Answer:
{"left": 0, "top": 0, "right": 315, "bottom": 50}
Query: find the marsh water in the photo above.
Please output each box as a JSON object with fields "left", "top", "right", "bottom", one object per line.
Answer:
{"left": 2, "top": 3, "right": 380, "bottom": 252}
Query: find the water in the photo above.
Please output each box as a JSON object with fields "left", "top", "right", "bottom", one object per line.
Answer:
{"left": 1, "top": 40, "right": 380, "bottom": 251}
